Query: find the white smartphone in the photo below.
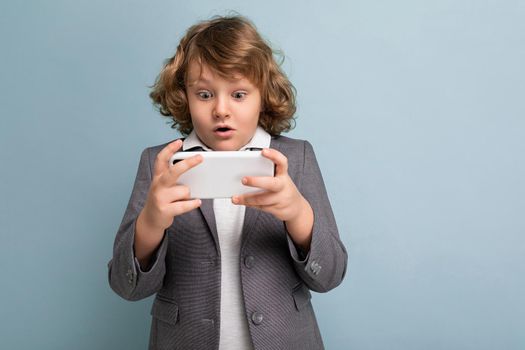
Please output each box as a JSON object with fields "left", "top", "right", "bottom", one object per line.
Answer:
{"left": 168, "top": 151, "right": 275, "bottom": 199}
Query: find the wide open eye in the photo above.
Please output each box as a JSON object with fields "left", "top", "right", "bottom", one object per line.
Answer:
{"left": 233, "top": 92, "right": 247, "bottom": 100}
{"left": 197, "top": 91, "right": 212, "bottom": 99}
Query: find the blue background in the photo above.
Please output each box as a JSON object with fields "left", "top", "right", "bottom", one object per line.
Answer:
{"left": 1, "top": 1, "right": 524, "bottom": 349}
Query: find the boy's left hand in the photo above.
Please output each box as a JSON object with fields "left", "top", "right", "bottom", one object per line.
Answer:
{"left": 232, "top": 147, "right": 314, "bottom": 251}
{"left": 231, "top": 148, "right": 309, "bottom": 222}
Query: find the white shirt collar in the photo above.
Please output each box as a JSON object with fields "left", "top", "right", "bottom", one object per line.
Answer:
{"left": 182, "top": 125, "right": 271, "bottom": 151}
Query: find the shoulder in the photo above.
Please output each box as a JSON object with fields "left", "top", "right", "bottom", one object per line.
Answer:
{"left": 270, "top": 134, "right": 315, "bottom": 157}
{"left": 271, "top": 134, "right": 309, "bottom": 149}
{"left": 270, "top": 135, "right": 319, "bottom": 178}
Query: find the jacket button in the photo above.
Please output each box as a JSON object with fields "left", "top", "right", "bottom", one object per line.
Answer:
{"left": 309, "top": 260, "right": 322, "bottom": 275}
{"left": 251, "top": 311, "right": 264, "bottom": 325}
{"left": 244, "top": 255, "right": 255, "bottom": 269}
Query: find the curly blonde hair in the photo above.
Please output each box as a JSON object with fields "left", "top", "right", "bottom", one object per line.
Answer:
{"left": 148, "top": 13, "right": 297, "bottom": 136}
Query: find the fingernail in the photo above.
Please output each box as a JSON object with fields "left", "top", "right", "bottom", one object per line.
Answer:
{"left": 242, "top": 177, "right": 247, "bottom": 184}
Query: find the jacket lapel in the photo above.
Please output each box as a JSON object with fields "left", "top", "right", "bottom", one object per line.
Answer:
{"left": 180, "top": 137, "right": 220, "bottom": 254}
{"left": 199, "top": 198, "right": 220, "bottom": 255}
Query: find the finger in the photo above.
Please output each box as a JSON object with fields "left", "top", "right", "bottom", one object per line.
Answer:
{"left": 232, "top": 191, "right": 275, "bottom": 207}
{"left": 168, "top": 185, "right": 192, "bottom": 201}
{"left": 242, "top": 176, "right": 282, "bottom": 192}
{"left": 168, "top": 198, "right": 202, "bottom": 217}
{"left": 162, "top": 154, "right": 203, "bottom": 186}
{"left": 153, "top": 139, "right": 183, "bottom": 177}
{"left": 261, "top": 148, "right": 288, "bottom": 176}
{"left": 148, "top": 185, "right": 191, "bottom": 210}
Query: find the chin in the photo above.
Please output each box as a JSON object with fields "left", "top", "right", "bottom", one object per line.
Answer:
{"left": 216, "top": 145, "right": 237, "bottom": 151}
{"left": 212, "top": 140, "right": 239, "bottom": 151}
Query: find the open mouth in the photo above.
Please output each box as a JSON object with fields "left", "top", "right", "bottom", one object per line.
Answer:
{"left": 214, "top": 125, "right": 234, "bottom": 132}
{"left": 214, "top": 125, "right": 235, "bottom": 138}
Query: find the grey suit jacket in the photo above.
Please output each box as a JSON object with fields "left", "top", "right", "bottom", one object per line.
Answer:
{"left": 107, "top": 134, "right": 348, "bottom": 350}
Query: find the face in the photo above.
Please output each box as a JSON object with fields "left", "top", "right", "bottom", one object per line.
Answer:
{"left": 185, "top": 61, "right": 262, "bottom": 151}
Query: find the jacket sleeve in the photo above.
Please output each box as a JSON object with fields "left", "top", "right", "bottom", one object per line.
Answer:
{"left": 107, "top": 147, "right": 169, "bottom": 301}
{"left": 286, "top": 140, "right": 348, "bottom": 292}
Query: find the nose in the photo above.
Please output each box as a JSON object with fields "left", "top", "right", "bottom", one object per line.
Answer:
{"left": 213, "top": 93, "right": 230, "bottom": 119}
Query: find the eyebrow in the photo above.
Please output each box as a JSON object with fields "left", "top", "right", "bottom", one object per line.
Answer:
{"left": 187, "top": 77, "right": 215, "bottom": 87}
{"left": 189, "top": 80, "right": 251, "bottom": 91}
{"left": 192, "top": 75, "right": 246, "bottom": 84}
{"left": 195, "top": 77, "right": 212, "bottom": 83}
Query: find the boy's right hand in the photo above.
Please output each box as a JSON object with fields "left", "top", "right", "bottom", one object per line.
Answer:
{"left": 140, "top": 139, "right": 203, "bottom": 231}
